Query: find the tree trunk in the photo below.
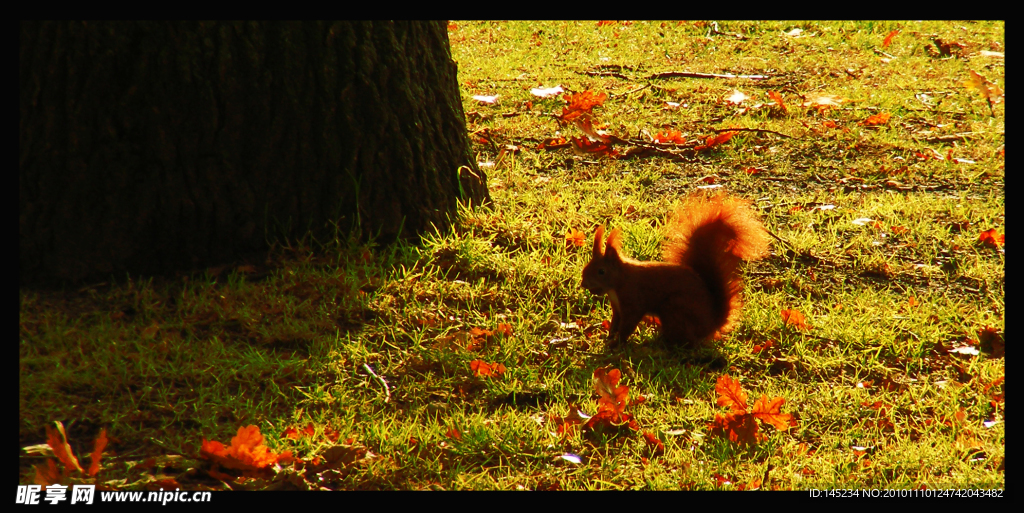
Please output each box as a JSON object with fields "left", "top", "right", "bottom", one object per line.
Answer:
{"left": 19, "top": 21, "right": 488, "bottom": 285}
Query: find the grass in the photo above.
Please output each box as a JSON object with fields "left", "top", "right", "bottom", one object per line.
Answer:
{"left": 20, "top": 20, "right": 1003, "bottom": 491}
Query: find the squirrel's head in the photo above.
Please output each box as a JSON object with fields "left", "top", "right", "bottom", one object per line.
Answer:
{"left": 580, "top": 226, "right": 623, "bottom": 294}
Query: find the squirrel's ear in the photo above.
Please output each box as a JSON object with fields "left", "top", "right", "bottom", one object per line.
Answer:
{"left": 606, "top": 228, "right": 623, "bottom": 252}
{"left": 592, "top": 225, "right": 606, "bottom": 257}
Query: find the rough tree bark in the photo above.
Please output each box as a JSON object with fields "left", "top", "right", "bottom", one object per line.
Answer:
{"left": 19, "top": 21, "right": 488, "bottom": 285}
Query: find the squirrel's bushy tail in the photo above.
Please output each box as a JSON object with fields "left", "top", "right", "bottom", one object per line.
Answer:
{"left": 663, "top": 194, "right": 769, "bottom": 335}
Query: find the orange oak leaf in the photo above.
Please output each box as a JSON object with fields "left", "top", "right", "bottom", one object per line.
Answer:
{"left": 694, "top": 131, "right": 736, "bottom": 151}
{"left": 781, "top": 309, "right": 811, "bottom": 330}
{"left": 715, "top": 375, "right": 748, "bottom": 412}
{"left": 642, "top": 431, "right": 665, "bottom": 455}
{"left": 200, "top": 425, "right": 288, "bottom": 474}
{"left": 711, "top": 411, "right": 761, "bottom": 445}
{"left": 965, "top": 70, "right": 1003, "bottom": 102}
{"left": 653, "top": 130, "right": 686, "bottom": 144}
{"left": 538, "top": 137, "right": 569, "bottom": 150}
{"left": 470, "top": 359, "right": 506, "bottom": 377}
{"left": 570, "top": 136, "right": 617, "bottom": 157}
{"left": 592, "top": 367, "right": 627, "bottom": 412}
{"left": 495, "top": 323, "right": 513, "bottom": 338}
{"left": 551, "top": 407, "right": 586, "bottom": 436}
{"left": 88, "top": 428, "right": 108, "bottom": 477}
{"left": 860, "top": 112, "right": 891, "bottom": 126}
{"left": 284, "top": 422, "right": 316, "bottom": 440}
{"left": 585, "top": 367, "right": 635, "bottom": 429}
{"left": 710, "top": 376, "right": 796, "bottom": 445}
{"left": 560, "top": 91, "right": 608, "bottom": 122}
{"left": 978, "top": 228, "right": 1004, "bottom": 248}
{"left": 469, "top": 326, "right": 494, "bottom": 342}
{"left": 882, "top": 29, "right": 899, "bottom": 48}
{"left": 566, "top": 228, "right": 587, "bottom": 248}
{"left": 574, "top": 114, "right": 613, "bottom": 143}
{"left": 35, "top": 459, "right": 62, "bottom": 487}
{"left": 46, "top": 422, "right": 84, "bottom": 475}
{"left": 751, "top": 395, "right": 796, "bottom": 431}
{"left": 767, "top": 91, "right": 787, "bottom": 112}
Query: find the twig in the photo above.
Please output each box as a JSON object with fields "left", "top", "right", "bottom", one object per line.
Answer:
{"left": 764, "top": 227, "right": 793, "bottom": 250}
{"left": 609, "top": 83, "right": 650, "bottom": 99}
{"left": 872, "top": 48, "right": 895, "bottom": 59}
{"left": 708, "top": 22, "right": 749, "bottom": 41}
{"left": 580, "top": 70, "right": 629, "bottom": 79}
{"left": 647, "top": 71, "right": 768, "bottom": 81}
{"left": 915, "top": 132, "right": 979, "bottom": 144}
{"left": 713, "top": 127, "right": 795, "bottom": 139}
{"left": 363, "top": 363, "right": 391, "bottom": 403}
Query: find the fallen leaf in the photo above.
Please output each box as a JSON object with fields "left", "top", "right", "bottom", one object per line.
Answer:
{"left": 978, "top": 327, "right": 1004, "bottom": 358}
{"left": 470, "top": 359, "right": 506, "bottom": 378}
{"left": 570, "top": 136, "right": 617, "bottom": 157}
{"left": 531, "top": 85, "right": 565, "bottom": 98}
{"left": 801, "top": 94, "right": 845, "bottom": 112}
{"left": 767, "top": 91, "right": 787, "bottom": 112}
{"left": 882, "top": 29, "right": 899, "bottom": 48}
{"left": 642, "top": 431, "right": 665, "bottom": 455}
{"left": 751, "top": 396, "right": 796, "bottom": 431}
{"left": 574, "top": 114, "right": 612, "bottom": 143}
{"left": 495, "top": 323, "right": 513, "bottom": 337}
{"left": 46, "top": 422, "right": 84, "bottom": 475}
{"left": 726, "top": 89, "right": 749, "bottom": 105}
{"left": 653, "top": 130, "right": 686, "bottom": 144}
{"left": 35, "top": 459, "right": 62, "bottom": 487}
{"left": 715, "top": 375, "right": 748, "bottom": 412}
{"left": 978, "top": 228, "right": 1004, "bottom": 248}
{"left": 566, "top": 228, "right": 587, "bottom": 248}
{"left": 560, "top": 90, "right": 608, "bottom": 122}
{"left": 200, "top": 425, "right": 289, "bottom": 475}
{"left": 781, "top": 309, "right": 811, "bottom": 330}
{"left": 694, "top": 131, "right": 736, "bottom": 151}
{"left": 88, "top": 429, "right": 108, "bottom": 477}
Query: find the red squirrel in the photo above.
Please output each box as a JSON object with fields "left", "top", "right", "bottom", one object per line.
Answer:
{"left": 581, "top": 193, "right": 769, "bottom": 347}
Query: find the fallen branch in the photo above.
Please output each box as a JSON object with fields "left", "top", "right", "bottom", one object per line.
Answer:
{"left": 915, "top": 132, "right": 980, "bottom": 144}
{"left": 647, "top": 71, "right": 769, "bottom": 80}
{"left": 580, "top": 70, "right": 629, "bottom": 79}
{"left": 713, "top": 127, "right": 795, "bottom": 139}
{"left": 363, "top": 363, "right": 391, "bottom": 404}
{"left": 609, "top": 83, "right": 650, "bottom": 99}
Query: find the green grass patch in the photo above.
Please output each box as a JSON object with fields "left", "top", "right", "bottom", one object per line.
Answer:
{"left": 20, "top": 20, "right": 1003, "bottom": 491}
